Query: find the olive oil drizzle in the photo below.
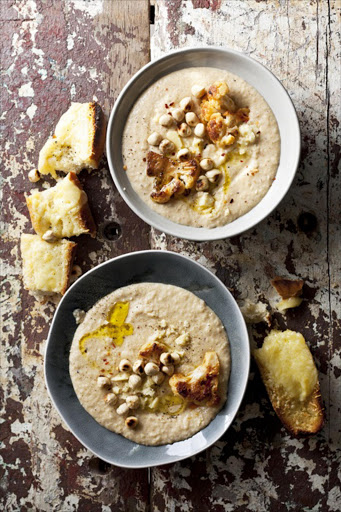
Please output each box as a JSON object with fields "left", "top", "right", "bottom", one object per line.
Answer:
{"left": 79, "top": 302, "right": 134, "bottom": 371}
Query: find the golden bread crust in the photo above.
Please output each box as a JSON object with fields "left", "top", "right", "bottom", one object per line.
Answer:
{"left": 89, "top": 102, "right": 106, "bottom": 168}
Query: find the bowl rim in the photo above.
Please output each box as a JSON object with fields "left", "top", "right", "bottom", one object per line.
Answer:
{"left": 44, "top": 250, "right": 250, "bottom": 468}
{"left": 106, "top": 45, "right": 301, "bottom": 241}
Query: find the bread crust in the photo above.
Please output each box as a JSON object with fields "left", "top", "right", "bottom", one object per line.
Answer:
{"left": 61, "top": 241, "right": 77, "bottom": 295}
{"left": 89, "top": 102, "right": 106, "bottom": 168}
{"left": 68, "top": 172, "right": 97, "bottom": 237}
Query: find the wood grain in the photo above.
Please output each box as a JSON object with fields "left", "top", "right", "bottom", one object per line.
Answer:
{"left": 1, "top": 1, "right": 150, "bottom": 510}
{"left": 150, "top": 1, "right": 341, "bottom": 510}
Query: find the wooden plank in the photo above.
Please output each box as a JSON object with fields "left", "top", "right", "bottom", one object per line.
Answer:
{"left": 150, "top": 0, "right": 340, "bottom": 510}
{"left": 1, "top": 0, "right": 150, "bottom": 510}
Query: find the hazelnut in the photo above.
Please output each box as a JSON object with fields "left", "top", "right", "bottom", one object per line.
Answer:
{"left": 42, "top": 230, "right": 57, "bottom": 243}
{"left": 194, "top": 123, "right": 205, "bottom": 138}
{"left": 206, "top": 169, "right": 222, "bottom": 184}
{"left": 159, "top": 139, "right": 175, "bottom": 154}
{"left": 125, "top": 416, "right": 138, "bottom": 428}
{"left": 170, "top": 352, "right": 181, "bottom": 364}
{"left": 199, "top": 158, "right": 214, "bottom": 171}
{"left": 144, "top": 362, "right": 159, "bottom": 376}
{"left": 160, "top": 352, "right": 174, "bottom": 365}
{"left": 133, "top": 360, "right": 145, "bottom": 375}
{"left": 104, "top": 393, "right": 117, "bottom": 405}
{"left": 119, "top": 359, "right": 132, "bottom": 372}
{"left": 171, "top": 108, "right": 185, "bottom": 122}
{"left": 178, "top": 123, "right": 192, "bottom": 138}
{"left": 196, "top": 176, "right": 209, "bottom": 192}
{"left": 177, "top": 148, "right": 191, "bottom": 161}
{"left": 191, "top": 85, "right": 206, "bottom": 98}
{"left": 152, "top": 372, "right": 165, "bottom": 385}
{"left": 179, "top": 97, "right": 193, "bottom": 111}
{"left": 159, "top": 114, "right": 174, "bottom": 127}
{"left": 28, "top": 169, "right": 41, "bottom": 183}
{"left": 126, "top": 395, "right": 140, "bottom": 410}
{"left": 185, "top": 112, "right": 199, "bottom": 127}
{"left": 147, "top": 132, "right": 162, "bottom": 146}
{"left": 128, "top": 374, "right": 142, "bottom": 390}
{"left": 116, "top": 403, "right": 130, "bottom": 416}
{"left": 97, "top": 376, "right": 111, "bottom": 388}
{"left": 161, "top": 365, "right": 174, "bottom": 376}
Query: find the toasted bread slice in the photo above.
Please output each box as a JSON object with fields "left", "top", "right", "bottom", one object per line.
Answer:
{"left": 26, "top": 172, "right": 96, "bottom": 239}
{"left": 254, "top": 330, "right": 324, "bottom": 435}
{"left": 38, "top": 102, "right": 106, "bottom": 178}
{"left": 21, "top": 234, "right": 76, "bottom": 294}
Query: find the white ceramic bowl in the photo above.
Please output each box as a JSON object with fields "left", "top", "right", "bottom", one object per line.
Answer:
{"left": 45, "top": 251, "right": 250, "bottom": 468}
{"left": 106, "top": 46, "right": 300, "bottom": 241}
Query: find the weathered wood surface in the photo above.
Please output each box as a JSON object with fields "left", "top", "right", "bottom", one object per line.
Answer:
{"left": 1, "top": 0, "right": 340, "bottom": 511}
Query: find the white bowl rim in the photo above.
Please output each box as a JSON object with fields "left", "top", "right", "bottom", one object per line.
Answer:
{"left": 106, "top": 45, "right": 301, "bottom": 241}
{"left": 44, "top": 249, "right": 250, "bottom": 468}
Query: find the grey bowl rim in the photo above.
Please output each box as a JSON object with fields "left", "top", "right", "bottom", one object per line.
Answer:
{"left": 44, "top": 249, "right": 250, "bottom": 468}
{"left": 106, "top": 45, "right": 301, "bottom": 241}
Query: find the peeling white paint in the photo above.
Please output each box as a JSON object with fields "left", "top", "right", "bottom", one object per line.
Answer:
{"left": 18, "top": 82, "right": 34, "bottom": 97}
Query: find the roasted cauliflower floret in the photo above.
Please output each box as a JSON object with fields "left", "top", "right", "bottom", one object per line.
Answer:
{"left": 139, "top": 340, "right": 168, "bottom": 361}
{"left": 206, "top": 113, "right": 226, "bottom": 144}
{"left": 169, "top": 351, "right": 220, "bottom": 406}
{"left": 146, "top": 151, "right": 200, "bottom": 204}
{"left": 200, "top": 81, "right": 236, "bottom": 124}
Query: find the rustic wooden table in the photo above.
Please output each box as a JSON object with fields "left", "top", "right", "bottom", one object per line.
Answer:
{"left": 1, "top": 0, "right": 340, "bottom": 510}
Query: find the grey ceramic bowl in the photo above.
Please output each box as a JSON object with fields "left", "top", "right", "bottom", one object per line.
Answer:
{"left": 45, "top": 251, "right": 250, "bottom": 468}
{"left": 106, "top": 46, "right": 300, "bottom": 241}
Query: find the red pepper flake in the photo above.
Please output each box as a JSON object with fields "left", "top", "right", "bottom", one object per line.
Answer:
{"left": 105, "top": 362, "right": 109, "bottom": 365}
{"left": 165, "top": 103, "right": 169, "bottom": 108}
{"left": 168, "top": 112, "right": 172, "bottom": 115}
{"left": 240, "top": 160, "right": 244, "bottom": 162}
{"left": 257, "top": 131, "right": 261, "bottom": 134}
{"left": 273, "top": 177, "right": 276, "bottom": 181}
{"left": 169, "top": 102, "right": 174, "bottom": 106}
{"left": 172, "top": 152, "right": 175, "bottom": 155}
{"left": 230, "top": 198, "right": 234, "bottom": 203}
{"left": 143, "top": 157, "right": 146, "bottom": 162}
{"left": 221, "top": 153, "right": 226, "bottom": 156}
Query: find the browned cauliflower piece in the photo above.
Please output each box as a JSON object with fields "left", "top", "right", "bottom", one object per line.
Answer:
{"left": 146, "top": 151, "right": 200, "bottom": 204}
{"left": 169, "top": 351, "right": 220, "bottom": 406}
{"left": 200, "top": 81, "right": 236, "bottom": 124}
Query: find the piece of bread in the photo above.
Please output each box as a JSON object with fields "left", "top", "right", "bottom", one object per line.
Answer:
{"left": 26, "top": 172, "right": 96, "bottom": 238}
{"left": 38, "top": 102, "right": 106, "bottom": 178}
{"left": 21, "top": 234, "right": 76, "bottom": 294}
{"left": 253, "top": 329, "right": 324, "bottom": 435}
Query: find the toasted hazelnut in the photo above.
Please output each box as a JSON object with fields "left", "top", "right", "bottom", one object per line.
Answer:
{"left": 144, "top": 362, "right": 159, "bottom": 376}
{"left": 191, "top": 85, "right": 206, "bottom": 98}
{"left": 97, "top": 376, "right": 111, "bottom": 388}
{"left": 126, "top": 395, "right": 140, "bottom": 410}
{"left": 170, "top": 352, "right": 181, "bottom": 364}
{"left": 28, "top": 169, "right": 40, "bottom": 183}
{"left": 112, "top": 386, "right": 121, "bottom": 394}
{"left": 147, "top": 132, "right": 162, "bottom": 146}
{"left": 177, "top": 148, "right": 191, "bottom": 161}
{"left": 125, "top": 416, "right": 138, "bottom": 428}
{"left": 178, "top": 123, "right": 192, "bottom": 138}
{"left": 104, "top": 393, "right": 117, "bottom": 405}
{"left": 179, "top": 97, "right": 193, "bottom": 111}
{"left": 133, "top": 360, "right": 145, "bottom": 375}
{"left": 196, "top": 175, "right": 209, "bottom": 192}
{"left": 119, "top": 359, "right": 132, "bottom": 372}
{"left": 185, "top": 112, "right": 199, "bottom": 127}
{"left": 152, "top": 372, "right": 165, "bottom": 385}
{"left": 206, "top": 169, "right": 222, "bottom": 184}
{"left": 159, "top": 114, "right": 173, "bottom": 127}
{"left": 128, "top": 374, "right": 142, "bottom": 390}
{"left": 171, "top": 108, "right": 185, "bottom": 122}
{"left": 194, "top": 123, "right": 205, "bottom": 138}
{"left": 161, "top": 364, "right": 174, "bottom": 376}
{"left": 116, "top": 403, "right": 130, "bottom": 415}
{"left": 160, "top": 352, "right": 174, "bottom": 365}
{"left": 42, "top": 230, "right": 57, "bottom": 243}
{"left": 200, "top": 158, "right": 214, "bottom": 171}
{"left": 159, "top": 139, "right": 175, "bottom": 154}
